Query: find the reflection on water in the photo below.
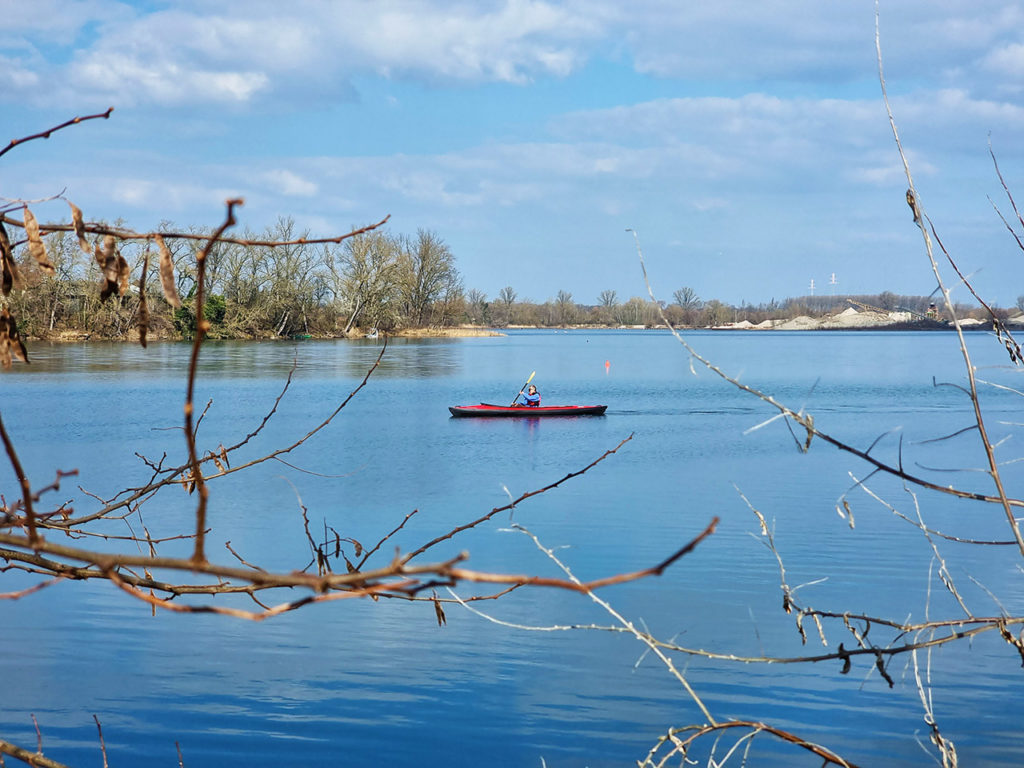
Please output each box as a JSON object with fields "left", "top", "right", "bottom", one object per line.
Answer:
{"left": 2, "top": 331, "right": 1023, "bottom": 766}
{"left": 12, "top": 337, "right": 472, "bottom": 381}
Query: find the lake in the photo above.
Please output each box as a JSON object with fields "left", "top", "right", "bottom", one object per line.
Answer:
{"left": 2, "top": 329, "right": 1023, "bottom": 767}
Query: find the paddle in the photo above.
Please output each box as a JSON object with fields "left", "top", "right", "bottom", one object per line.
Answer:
{"left": 511, "top": 371, "right": 536, "bottom": 406}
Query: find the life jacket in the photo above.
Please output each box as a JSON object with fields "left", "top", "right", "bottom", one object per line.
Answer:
{"left": 525, "top": 392, "right": 541, "bottom": 406}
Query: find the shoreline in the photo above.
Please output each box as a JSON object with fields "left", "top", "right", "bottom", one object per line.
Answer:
{"left": 27, "top": 309, "right": 1024, "bottom": 344}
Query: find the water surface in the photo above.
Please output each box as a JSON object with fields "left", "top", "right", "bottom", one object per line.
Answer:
{"left": 2, "top": 330, "right": 1022, "bottom": 766}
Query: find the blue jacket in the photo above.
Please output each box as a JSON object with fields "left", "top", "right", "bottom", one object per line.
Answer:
{"left": 518, "top": 391, "right": 541, "bottom": 406}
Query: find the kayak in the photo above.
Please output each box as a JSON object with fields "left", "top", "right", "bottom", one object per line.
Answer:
{"left": 449, "top": 403, "right": 608, "bottom": 418}
{"left": 449, "top": 403, "right": 607, "bottom": 417}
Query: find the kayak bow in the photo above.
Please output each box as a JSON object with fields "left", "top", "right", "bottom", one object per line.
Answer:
{"left": 449, "top": 403, "right": 607, "bottom": 418}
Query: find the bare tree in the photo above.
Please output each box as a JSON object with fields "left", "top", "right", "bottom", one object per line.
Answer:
{"left": 328, "top": 228, "right": 400, "bottom": 334}
{"left": 497, "top": 285, "right": 517, "bottom": 326}
{"left": 554, "top": 289, "right": 576, "bottom": 325}
{"left": 464, "top": 288, "right": 489, "bottom": 324}
{"left": 700, "top": 298, "right": 731, "bottom": 327}
{"left": 433, "top": 268, "right": 465, "bottom": 327}
{"left": 672, "top": 286, "right": 701, "bottom": 310}
{"left": 7, "top": 231, "right": 81, "bottom": 336}
{"left": 397, "top": 229, "right": 459, "bottom": 326}
{"left": 250, "top": 218, "right": 328, "bottom": 336}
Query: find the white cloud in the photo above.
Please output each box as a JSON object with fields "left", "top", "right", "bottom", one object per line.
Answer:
{"left": 691, "top": 198, "right": 730, "bottom": 213}
{"left": 0, "top": 54, "right": 41, "bottom": 90}
{"left": 609, "top": 0, "right": 1024, "bottom": 87}
{"left": 846, "top": 149, "right": 937, "bottom": 187}
{"left": 983, "top": 42, "right": 1024, "bottom": 75}
{"left": 932, "top": 88, "right": 1024, "bottom": 123}
{"left": 343, "top": 0, "right": 596, "bottom": 83}
{"left": 5, "top": 0, "right": 1024, "bottom": 110}
{"left": 0, "top": 0, "right": 131, "bottom": 44}
{"left": 261, "top": 170, "right": 319, "bottom": 198}
{"left": 551, "top": 94, "right": 892, "bottom": 184}
{"left": 103, "top": 177, "right": 228, "bottom": 213}
{"left": 549, "top": 88, "right": 1024, "bottom": 196}
{"left": 71, "top": 52, "right": 269, "bottom": 105}
{"left": 3, "top": 0, "right": 602, "bottom": 107}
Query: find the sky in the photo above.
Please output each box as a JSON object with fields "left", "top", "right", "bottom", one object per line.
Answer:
{"left": 3, "top": 0, "right": 1024, "bottom": 308}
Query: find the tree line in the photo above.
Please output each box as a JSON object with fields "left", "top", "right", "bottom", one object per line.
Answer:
{"left": 466, "top": 287, "right": 987, "bottom": 329}
{"left": 2, "top": 215, "right": 991, "bottom": 340}
{"left": 4, "top": 218, "right": 462, "bottom": 340}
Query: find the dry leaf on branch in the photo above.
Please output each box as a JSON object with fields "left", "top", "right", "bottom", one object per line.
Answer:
{"left": 95, "top": 235, "right": 120, "bottom": 301}
{"left": 154, "top": 234, "right": 181, "bottom": 308}
{"left": 0, "top": 308, "right": 29, "bottom": 369}
{"left": 432, "top": 593, "right": 447, "bottom": 627}
{"left": 0, "top": 222, "right": 23, "bottom": 295}
{"left": 138, "top": 252, "right": 149, "bottom": 348}
{"left": 69, "top": 202, "right": 93, "bottom": 256}
{"left": 22, "top": 207, "right": 55, "bottom": 274}
{"left": 116, "top": 250, "right": 130, "bottom": 296}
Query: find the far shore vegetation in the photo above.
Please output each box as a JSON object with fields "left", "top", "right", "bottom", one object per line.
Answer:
{"left": 5, "top": 216, "right": 1018, "bottom": 342}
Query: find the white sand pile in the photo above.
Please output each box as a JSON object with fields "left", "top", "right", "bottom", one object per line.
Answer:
{"left": 713, "top": 320, "right": 756, "bottom": 329}
{"left": 772, "top": 315, "right": 819, "bottom": 330}
{"left": 714, "top": 307, "right": 932, "bottom": 330}
{"left": 821, "top": 308, "right": 885, "bottom": 328}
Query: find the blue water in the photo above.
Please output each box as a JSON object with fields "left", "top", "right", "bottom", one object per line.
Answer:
{"left": 2, "top": 330, "right": 1023, "bottom": 766}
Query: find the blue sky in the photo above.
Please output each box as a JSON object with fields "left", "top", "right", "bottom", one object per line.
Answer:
{"left": 3, "top": 1, "right": 1024, "bottom": 308}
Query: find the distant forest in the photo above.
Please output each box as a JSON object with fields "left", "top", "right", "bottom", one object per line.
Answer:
{"left": 465, "top": 289, "right": 994, "bottom": 329}
{"left": 2, "top": 218, "right": 1008, "bottom": 340}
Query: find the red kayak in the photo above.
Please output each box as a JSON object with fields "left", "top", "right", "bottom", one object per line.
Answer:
{"left": 449, "top": 403, "right": 607, "bottom": 418}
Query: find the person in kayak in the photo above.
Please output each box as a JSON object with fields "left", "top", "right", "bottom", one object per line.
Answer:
{"left": 517, "top": 384, "right": 541, "bottom": 407}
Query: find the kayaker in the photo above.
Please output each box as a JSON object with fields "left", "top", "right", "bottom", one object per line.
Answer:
{"left": 517, "top": 384, "right": 541, "bottom": 407}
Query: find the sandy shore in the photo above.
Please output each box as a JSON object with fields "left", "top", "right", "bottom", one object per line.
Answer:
{"left": 389, "top": 326, "right": 504, "bottom": 337}
{"left": 381, "top": 310, "right": 1024, "bottom": 336}
{"left": 81, "top": 313, "right": 1018, "bottom": 344}
{"left": 712, "top": 307, "right": 1024, "bottom": 331}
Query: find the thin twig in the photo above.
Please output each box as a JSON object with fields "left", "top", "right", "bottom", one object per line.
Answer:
{"left": 187, "top": 200, "right": 243, "bottom": 562}
{"left": 875, "top": 2, "right": 1024, "bottom": 556}
{"left": 0, "top": 108, "right": 113, "bottom": 160}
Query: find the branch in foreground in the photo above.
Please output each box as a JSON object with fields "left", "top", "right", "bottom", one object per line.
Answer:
{"left": 400, "top": 433, "right": 634, "bottom": 564}
{"left": 0, "top": 212, "right": 392, "bottom": 250}
{"left": 0, "top": 435, "right": 652, "bottom": 617}
{"left": 186, "top": 199, "right": 244, "bottom": 563}
{"left": 451, "top": 523, "right": 859, "bottom": 766}
{"left": 628, "top": 228, "right": 1024, "bottom": 551}
{"left": 0, "top": 738, "right": 73, "bottom": 768}
{"left": 641, "top": 721, "right": 861, "bottom": 768}
{"left": 0, "top": 108, "right": 114, "bottom": 161}
{"left": 444, "top": 515, "right": 718, "bottom": 593}
{"left": 874, "top": 8, "right": 1024, "bottom": 556}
